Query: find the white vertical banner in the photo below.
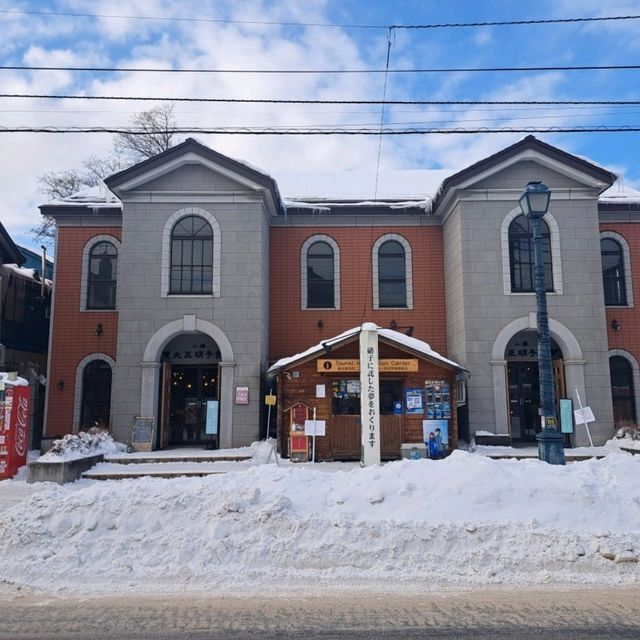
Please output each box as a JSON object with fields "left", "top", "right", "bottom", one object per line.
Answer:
{"left": 359, "top": 323, "right": 381, "bottom": 466}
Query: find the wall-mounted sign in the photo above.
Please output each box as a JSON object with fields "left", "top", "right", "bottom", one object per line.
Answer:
{"left": 423, "top": 419, "right": 449, "bottom": 446}
{"left": 317, "top": 358, "right": 418, "bottom": 373}
{"left": 405, "top": 388, "right": 424, "bottom": 415}
{"left": 235, "top": 386, "right": 249, "bottom": 405}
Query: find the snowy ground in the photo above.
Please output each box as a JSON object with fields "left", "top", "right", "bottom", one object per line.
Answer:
{"left": 0, "top": 450, "right": 639, "bottom": 597}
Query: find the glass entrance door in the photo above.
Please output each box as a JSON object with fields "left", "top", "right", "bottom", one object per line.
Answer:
{"left": 169, "top": 365, "right": 219, "bottom": 446}
{"left": 508, "top": 363, "right": 540, "bottom": 442}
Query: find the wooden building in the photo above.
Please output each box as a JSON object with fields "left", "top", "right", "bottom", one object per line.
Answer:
{"left": 268, "top": 325, "right": 467, "bottom": 461}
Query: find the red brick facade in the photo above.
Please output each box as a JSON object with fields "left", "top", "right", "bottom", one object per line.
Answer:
{"left": 269, "top": 225, "right": 446, "bottom": 361}
{"left": 46, "top": 227, "right": 120, "bottom": 437}
{"left": 601, "top": 223, "right": 640, "bottom": 359}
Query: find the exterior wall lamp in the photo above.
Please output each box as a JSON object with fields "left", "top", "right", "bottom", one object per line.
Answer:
{"left": 612, "top": 319, "right": 621, "bottom": 331}
{"left": 94, "top": 323, "right": 103, "bottom": 336}
{"left": 389, "top": 320, "right": 414, "bottom": 337}
{"left": 56, "top": 380, "right": 64, "bottom": 390}
{"left": 519, "top": 181, "right": 565, "bottom": 465}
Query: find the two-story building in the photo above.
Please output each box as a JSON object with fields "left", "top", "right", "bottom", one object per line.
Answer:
{"left": 40, "top": 135, "right": 640, "bottom": 454}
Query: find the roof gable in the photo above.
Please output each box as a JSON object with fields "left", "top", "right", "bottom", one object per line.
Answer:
{"left": 432, "top": 136, "right": 617, "bottom": 216}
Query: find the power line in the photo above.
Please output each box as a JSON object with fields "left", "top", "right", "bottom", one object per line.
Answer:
{"left": 1, "top": 126, "right": 639, "bottom": 135}
{"left": 1, "top": 8, "right": 639, "bottom": 30}
{"left": 3, "top": 94, "right": 640, "bottom": 106}
{"left": 3, "top": 64, "right": 640, "bottom": 74}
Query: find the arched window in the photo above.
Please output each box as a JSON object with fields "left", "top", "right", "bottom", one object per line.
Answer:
{"left": 601, "top": 238, "right": 627, "bottom": 306}
{"left": 610, "top": 356, "right": 637, "bottom": 426}
{"left": 378, "top": 240, "right": 407, "bottom": 308}
{"left": 80, "top": 360, "right": 112, "bottom": 429}
{"left": 509, "top": 215, "right": 553, "bottom": 293}
{"left": 87, "top": 241, "right": 117, "bottom": 309}
{"left": 170, "top": 215, "right": 213, "bottom": 294}
{"left": 307, "top": 241, "right": 335, "bottom": 308}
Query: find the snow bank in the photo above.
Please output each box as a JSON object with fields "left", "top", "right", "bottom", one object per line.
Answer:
{"left": 1, "top": 451, "right": 638, "bottom": 595}
{"left": 38, "top": 430, "right": 127, "bottom": 462}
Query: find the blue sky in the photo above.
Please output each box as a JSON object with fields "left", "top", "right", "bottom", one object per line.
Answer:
{"left": 1, "top": 0, "right": 639, "bottom": 250}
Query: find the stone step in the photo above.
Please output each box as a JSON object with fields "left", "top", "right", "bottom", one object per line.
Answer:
{"left": 103, "top": 455, "right": 251, "bottom": 465}
{"left": 82, "top": 459, "right": 251, "bottom": 481}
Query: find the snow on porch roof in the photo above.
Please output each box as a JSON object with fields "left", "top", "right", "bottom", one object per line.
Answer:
{"left": 267, "top": 324, "right": 468, "bottom": 376}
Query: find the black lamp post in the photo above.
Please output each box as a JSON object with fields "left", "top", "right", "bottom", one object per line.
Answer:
{"left": 518, "top": 181, "right": 566, "bottom": 465}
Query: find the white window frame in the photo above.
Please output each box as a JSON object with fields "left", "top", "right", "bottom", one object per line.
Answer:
{"left": 73, "top": 352, "right": 116, "bottom": 433}
{"left": 501, "top": 207, "right": 563, "bottom": 296}
{"left": 300, "top": 234, "right": 341, "bottom": 310}
{"left": 161, "top": 207, "right": 221, "bottom": 298}
{"left": 372, "top": 233, "right": 413, "bottom": 310}
{"left": 80, "top": 235, "right": 121, "bottom": 312}
{"left": 600, "top": 231, "right": 633, "bottom": 308}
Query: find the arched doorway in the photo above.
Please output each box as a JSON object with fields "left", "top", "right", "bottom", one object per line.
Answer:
{"left": 161, "top": 334, "right": 221, "bottom": 447}
{"left": 140, "top": 315, "right": 235, "bottom": 450}
{"left": 491, "top": 316, "right": 585, "bottom": 440}
{"left": 609, "top": 355, "right": 637, "bottom": 427}
{"left": 505, "top": 331, "right": 563, "bottom": 442}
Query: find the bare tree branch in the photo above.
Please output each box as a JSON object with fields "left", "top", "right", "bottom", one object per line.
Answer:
{"left": 114, "top": 103, "right": 176, "bottom": 162}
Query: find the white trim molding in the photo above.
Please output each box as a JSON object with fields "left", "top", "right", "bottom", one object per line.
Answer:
{"left": 608, "top": 349, "right": 640, "bottom": 425}
{"left": 600, "top": 231, "right": 634, "bottom": 308}
{"left": 160, "top": 207, "right": 221, "bottom": 298}
{"left": 80, "top": 234, "right": 121, "bottom": 312}
{"left": 73, "top": 352, "right": 116, "bottom": 433}
{"left": 372, "top": 233, "right": 414, "bottom": 310}
{"left": 300, "top": 234, "right": 341, "bottom": 310}
{"left": 500, "top": 207, "right": 563, "bottom": 296}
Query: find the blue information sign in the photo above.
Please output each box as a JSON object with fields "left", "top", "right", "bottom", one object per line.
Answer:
{"left": 560, "top": 399, "right": 574, "bottom": 434}
{"left": 205, "top": 400, "right": 219, "bottom": 435}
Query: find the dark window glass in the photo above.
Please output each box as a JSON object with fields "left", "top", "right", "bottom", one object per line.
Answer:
{"left": 80, "top": 360, "right": 112, "bottom": 430}
{"left": 509, "top": 215, "right": 553, "bottom": 293}
{"left": 331, "top": 379, "right": 361, "bottom": 415}
{"left": 610, "top": 356, "right": 636, "bottom": 426}
{"left": 307, "top": 241, "right": 335, "bottom": 308}
{"left": 169, "top": 216, "right": 213, "bottom": 295}
{"left": 601, "top": 238, "right": 627, "bottom": 306}
{"left": 87, "top": 241, "right": 117, "bottom": 309}
{"left": 380, "top": 380, "right": 403, "bottom": 414}
{"left": 378, "top": 240, "right": 407, "bottom": 307}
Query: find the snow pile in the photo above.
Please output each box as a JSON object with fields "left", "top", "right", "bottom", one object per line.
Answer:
{"left": 39, "top": 430, "right": 127, "bottom": 462}
{"left": 609, "top": 426, "right": 640, "bottom": 451}
{"left": 1, "top": 451, "right": 639, "bottom": 596}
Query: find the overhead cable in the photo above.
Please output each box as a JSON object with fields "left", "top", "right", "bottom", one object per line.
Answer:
{"left": 1, "top": 8, "right": 639, "bottom": 31}
{"left": 3, "top": 94, "right": 640, "bottom": 106}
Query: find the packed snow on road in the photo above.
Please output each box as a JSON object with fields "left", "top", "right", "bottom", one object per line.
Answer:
{"left": 0, "top": 450, "right": 639, "bottom": 596}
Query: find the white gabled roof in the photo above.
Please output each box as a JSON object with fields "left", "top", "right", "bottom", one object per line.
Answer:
{"left": 267, "top": 324, "right": 467, "bottom": 376}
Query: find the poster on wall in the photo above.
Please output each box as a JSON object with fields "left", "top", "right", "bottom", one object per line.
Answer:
{"left": 405, "top": 388, "right": 424, "bottom": 415}
{"left": 422, "top": 419, "right": 449, "bottom": 446}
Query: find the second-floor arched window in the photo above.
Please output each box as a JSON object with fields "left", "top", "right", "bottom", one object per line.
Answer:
{"left": 87, "top": 241, "right": 117, "bottom": 309}
{"left": 307, "top": 241, "right": 335, "bottom": 308}
{"left": 509, "top": 214, "right": 553, "bottom": 293}
{"left": 601, "top": 238, "right": 627, "bottom": 306}
{"left": 170, "top": 215, "right": 213, "bottom": 294}
{"left": 378, "top": 240, "right": 407, "bottom": 308}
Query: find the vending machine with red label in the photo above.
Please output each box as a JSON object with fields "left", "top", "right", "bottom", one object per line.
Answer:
{"left": 0, "top": 384, "right": 31, "bottom": 480}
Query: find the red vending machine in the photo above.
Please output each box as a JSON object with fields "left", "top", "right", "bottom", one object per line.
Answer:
{"left": 0, "top": 384, "right": 31, "bottom": 480}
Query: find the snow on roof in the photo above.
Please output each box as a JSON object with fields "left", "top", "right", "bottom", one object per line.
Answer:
{"left": 273, "top": 169, "right": 450, "bottom": 201}
{"left": 45, "top": 182, "right": 121, "bottom": 208}
{"left": 599, "top": 182, "right": 640, "bottom": 204}
{"left": 267, "top": 324, "right": 467, "bottom": 375}
{"left": 1, "top": 263, "right": 52, "bottom": 288}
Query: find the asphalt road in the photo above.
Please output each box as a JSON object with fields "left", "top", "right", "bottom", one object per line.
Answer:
{"left": 1, "top": 587, "right": 639, "bottom": 640}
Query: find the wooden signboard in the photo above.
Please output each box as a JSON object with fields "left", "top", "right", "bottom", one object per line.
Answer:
{"left": 132, "top": 416, "right": 155, "bottom": 452}
{"left": 317, "top": 358, "right": 418, "bottom": 373}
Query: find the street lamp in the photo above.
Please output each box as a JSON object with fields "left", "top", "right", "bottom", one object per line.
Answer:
{"left": 518, "top": 181, "right": 566, "bottom": 465}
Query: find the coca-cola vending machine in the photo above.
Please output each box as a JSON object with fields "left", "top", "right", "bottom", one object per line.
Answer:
{"left": 0, "top": 383, "right": 31, "bottom": 480}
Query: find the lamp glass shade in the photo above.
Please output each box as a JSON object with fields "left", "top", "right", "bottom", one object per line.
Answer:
{"left": 519, "top": 181, "right": 551, "bottom": 217}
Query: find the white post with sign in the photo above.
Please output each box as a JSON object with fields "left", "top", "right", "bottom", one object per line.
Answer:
{"left": 359, "top": 323, "right": 381, "bottom": 466}
{"left": 574, "top": 388, "right": 595, "bottom": 449}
